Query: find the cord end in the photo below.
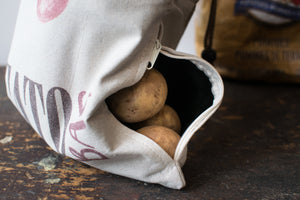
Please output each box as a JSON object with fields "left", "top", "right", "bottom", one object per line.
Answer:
{"left": 201, "top": 48, "right": 216, "bottom": 64}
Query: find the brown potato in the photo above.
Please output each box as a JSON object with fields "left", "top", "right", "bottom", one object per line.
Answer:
{"left": 107, "top": 68, "right": 167, "bottom": 123}
{"left": 133, "top": 105, "right": 181, "bottom": 134}
{"left": 136, "top": 125, "right": 181, "bottom": 158}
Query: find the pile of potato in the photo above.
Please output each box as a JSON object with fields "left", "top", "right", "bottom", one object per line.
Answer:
{"left": 107, "top": 68, "right": 181, "bottom": 158}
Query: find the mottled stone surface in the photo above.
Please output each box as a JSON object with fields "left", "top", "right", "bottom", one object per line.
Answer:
{"left": 0, "top": 67, "right": 299, "bottom": 200}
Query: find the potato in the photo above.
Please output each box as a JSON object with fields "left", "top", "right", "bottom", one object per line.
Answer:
{"left": 107, "top": 68, "right": 168, "bottom": 123}
{"left": 133, "top": 105, "right": 181, "bottom": 133}
{"left": 136, "top": 125, "right": 181, "bottom": 158}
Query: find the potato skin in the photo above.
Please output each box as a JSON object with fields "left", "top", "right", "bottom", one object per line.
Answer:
{"left": 133, "top": 105, "right": 181, "bottom": 133}
{"left": 136, "top": 125, "right": 181, "bottom": 158}
{"left": 107, "top": 68, "right": 168, "bottom": 123}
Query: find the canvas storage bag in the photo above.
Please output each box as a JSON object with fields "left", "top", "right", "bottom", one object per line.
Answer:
{"left": 196, "top": 0, "right": 300, "bottom": 83}
{"left": 6, "top": 0, "right": 223, "bottom": 189}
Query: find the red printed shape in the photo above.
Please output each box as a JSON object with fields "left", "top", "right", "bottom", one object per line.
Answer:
{"left": 37, "top": 0, "right": 69, "bottom": 23}
{"left": 69, "top": 147, "right": 108, "bottom": 161}
{"left": 69, "top": 120, "right": 94, "bottom": 149}
{"left": 78, "top": 91, "right": 91, "bottom": 116}
{"left": 292, "top": 0, "right": 300, "bottom": 5}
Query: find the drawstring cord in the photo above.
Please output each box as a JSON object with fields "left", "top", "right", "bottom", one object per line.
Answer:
{"left": 201, "top": 0, "right": 217, "bottom": 64}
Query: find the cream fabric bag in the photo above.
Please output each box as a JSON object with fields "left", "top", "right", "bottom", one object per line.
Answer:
{"left": 6, "top": 0, "right": 223, "bottom": 189}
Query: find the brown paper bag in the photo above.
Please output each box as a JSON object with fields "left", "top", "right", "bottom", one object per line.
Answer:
{"left": 195, "top": 0, "right": 300, "bottom": 83}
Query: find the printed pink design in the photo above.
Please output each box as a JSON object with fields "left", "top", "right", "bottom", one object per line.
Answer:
{"left": 292, "top": 0, "right": 300, "bottom": 5}
{"left": 69, "top": 147, "right": 108, "bottom": 161}
{"left": 37, "top": 0, "right": 69, "bottom": 23}
{"left": 69, "top": 120, "right": 93, "bottom": 148}
{"left": 69, "top": 91, "right": 108, "bottom": 161}
{"left": 78, "top": 91, "right": 91, "bottom": 116}
{"left": 6, "top": 67, "right": 108, "bottom": 161}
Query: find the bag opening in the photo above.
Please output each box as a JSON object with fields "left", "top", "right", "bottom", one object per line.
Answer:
{"left": 154, "top": 53, "right": 214, "bottom": 134}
